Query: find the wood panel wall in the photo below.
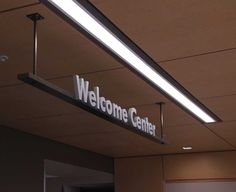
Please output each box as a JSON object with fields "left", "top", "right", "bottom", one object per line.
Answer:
{"left": 115, "top": 151, "right": 236, "bottom": 192}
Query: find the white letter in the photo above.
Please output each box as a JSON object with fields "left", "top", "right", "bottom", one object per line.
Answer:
{"left": 73, "top": 75, "right": 89, "bottom": 103}
{"left": 113, "top": 103, "right": 122, "bottom": 120}
{"left": 128, "top": 108, "right": 137, "bottom": 127}
{"left": 122, "top": 109, "right": 128, "bottom": 123}
{"left": 100, "top": 97, "right": 106, "bottom": 112}
{"left": 148, "top": 123, "right": 153, "bottom": 135}
{"left": 94, "top": 86, "right": 100, "bottom": 109}
{"left": 106, "top": 100, "right": 113, "bottom": 115}
{"left": 152, "top": 125, "right": 156, "bottom": 136}
{"left": 88, "top": 91, "right": 96, "bottom": 107}
{"left": 141, "top": 118, "right": 146, "bottom": 132}
{"left": 135, "top": 116, "right": 141, "bottom": 129}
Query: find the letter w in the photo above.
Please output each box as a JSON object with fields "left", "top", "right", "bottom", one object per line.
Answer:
{"left": 73, "top": 75, "right": 89, "bottom": 102}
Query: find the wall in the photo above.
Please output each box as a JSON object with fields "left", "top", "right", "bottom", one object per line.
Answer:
{"left": 115, "top": 151, "right": 236, "bottom": 192}
{"left": 1, "top": 151, "right": 44, "bottom": 192}
{"left": 165, "top": 181, "right": 236, "bottom": 192}
{"left": 0, "top": 125, "right": 113, "bottom": 192}
{"left": 164, "top": 151, "right": 236, "bottom": 180}
{"left": 2, "top": 124, "right": 236, "bottom": 192}
{"left": 115, "top": 156, "right": 164, "bottom": 192}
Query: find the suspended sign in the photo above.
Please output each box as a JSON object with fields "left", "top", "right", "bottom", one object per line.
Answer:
{"left": 18, "top": 8, "right": 165, "bottom": 144}
{"left": 73, "top": 75, "right": 156, "bottom": 137}
{"left": 18, "top": 73, "right": 165, "bottom": 144}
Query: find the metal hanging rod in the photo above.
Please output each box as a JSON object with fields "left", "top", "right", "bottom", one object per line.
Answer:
{"left": 156, "top": 102, "right": 165, "bottom": 143}
{"left": 26, "top": 13, "right": 44, "bottom": 75}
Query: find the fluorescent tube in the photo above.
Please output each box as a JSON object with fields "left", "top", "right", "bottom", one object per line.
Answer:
{"left": 45, "top": 0, "right": 217, "bottom": 123}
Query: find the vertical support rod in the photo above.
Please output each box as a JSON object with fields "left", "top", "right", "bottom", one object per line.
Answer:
{"left": 33, "top": 18, "right": 37, "bottom": 75}
{"left": 160, "top": 102, "right": 164, "bottom": 139}
{"left": 27, "top": 13, "right": 44, "bottom": 75}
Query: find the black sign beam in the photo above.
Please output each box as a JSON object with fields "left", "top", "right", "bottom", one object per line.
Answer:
{"left": 18, "top": 73, "right": 166, "bottom": 144}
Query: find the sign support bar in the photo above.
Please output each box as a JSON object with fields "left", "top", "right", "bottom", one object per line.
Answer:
{"left": 156, "top": 102, "right": 165, "bottom": 143}
{"left": 26, "top": 13, "right": 44, "bottom": 75}
{"left": 160, "top": 102, "right": 165, "bottom": 140}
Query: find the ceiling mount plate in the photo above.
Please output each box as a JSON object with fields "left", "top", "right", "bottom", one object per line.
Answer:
{"left": 27, "top": 13, "right": 44, "bottom": 21}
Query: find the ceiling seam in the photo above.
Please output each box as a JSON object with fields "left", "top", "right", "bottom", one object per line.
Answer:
{"left": 115, "top": 149, "right": 236, "bottom": 159}
{"left": 0, "top": 82, "right": 24, "bottom": 89}
{"left": 198, "top": 93, "right": 236, "bottom": 100}
{"left": 158, "top": 47, "right": 236, "bottom": 63}
{"left": 0, "top": 124, "right": 112, "bottom": 159}
{"left": 2, "top": 77, "right": 236, "bottom": 103}
{"left": 13, "top": 112, "right": 79, "bottom": 121}
{"left": 162, "top": 120, "right": 236, "bottom": 128}
{"left": 8, "top": 108, "right": 236, "bottom": 127}
{"left": 1, "top": 81, "right": 236, "bottom": 103}
{"left": 0, "top": 2, "right": 41, "bottom": 14}
{"left": 47, "top": 66, "right": 125, "bottom": 80}
{"left": 0, "top": 67, "right": 124, "bottom": 89}
{"left": 21, "top": 46, "right": 236, "bottom": 81}
{"left": 52, "top": 131, "right": 122, "bottom": 139}
{"left": 203, "top": 124, "right": 236, "bottom": 150}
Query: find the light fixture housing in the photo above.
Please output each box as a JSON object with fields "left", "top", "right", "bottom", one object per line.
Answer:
{"left": 40, "top": 0, "right": 221, "bottom": 123}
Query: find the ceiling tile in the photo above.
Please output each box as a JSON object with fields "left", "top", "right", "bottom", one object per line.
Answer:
{"left": 134, "top": 103, "right": 198, "bottom": 128}
{"left": 51, "top": 124, "right": 231, "bottom": 157}
{"left": 0, "top": 0, "right": 38, "bottom": 12}
{"left": 0, "top": 84, "right": 79, "bottom": 122}
{"left": 164, "top": 124, "right": 232, "bottom": 152}
{"left": 3, "top": 111, "right": 121, "bottom": 139}
{"left": 162, "top": 49, "right": 236, "bottom": 98}
{"left": 0, "top": 4, "right": 122, "bottom": 86}
{"left": 207, "top": 121, "right": 236, "bottom": 147}
{"left": 91, "top": 0, "right": 236, "bottom": 61}
{"left": 203, "top": 95, "right": 236, "bottom": 122}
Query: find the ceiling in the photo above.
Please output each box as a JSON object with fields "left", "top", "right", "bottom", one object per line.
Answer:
{"left": 0, "top": 0, "right": 236, "bottom": 157}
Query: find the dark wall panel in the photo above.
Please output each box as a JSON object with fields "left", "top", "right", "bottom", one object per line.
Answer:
{"left": 0, "top": 125, "right": 114, "bottom": 192}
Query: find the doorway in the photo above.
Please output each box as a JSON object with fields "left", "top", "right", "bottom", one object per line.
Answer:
{"left": 45, "top": 160, "right": 114, "bottom": 192}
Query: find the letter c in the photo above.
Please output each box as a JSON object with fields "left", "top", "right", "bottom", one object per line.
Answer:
{"left": 128, "top": 108, "right": 137, "bottom": 127}
{"left": 100, "top": 97, "right": 106, "bottom": 112}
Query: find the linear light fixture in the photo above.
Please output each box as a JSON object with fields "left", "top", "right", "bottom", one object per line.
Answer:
{"left": 40, "top": 0, "right": 221, "bottom": 123}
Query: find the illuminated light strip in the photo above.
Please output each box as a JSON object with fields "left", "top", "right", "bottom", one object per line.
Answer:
{"left": 42, "top": 0, "right": 220, "bottom": 123}
{"left": 182, "top": 146, "right": 193, "bottom": 150}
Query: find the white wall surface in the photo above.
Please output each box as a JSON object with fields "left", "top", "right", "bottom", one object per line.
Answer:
{"left": 166, "top": 181, "right": 236, "bottom": 192}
